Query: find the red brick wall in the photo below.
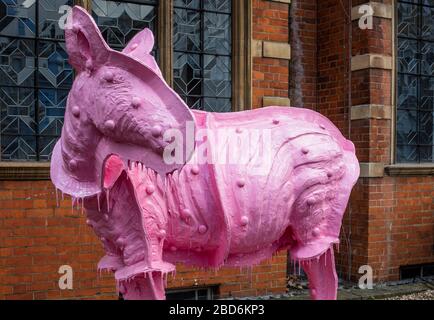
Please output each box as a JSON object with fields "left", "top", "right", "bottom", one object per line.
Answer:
{"left": 291, "top": 0, "right": 434, "bottom": 283}
{"left": 0, "top": 181, "right": 116, "bottom": 300}
{"left": 252, "top": 0, "right": 290, "bottom": 109}
{"left": 0, "top": 180, "right": 287, "bottom": 300}
{"left": 367, "top": 176, "right": 434, "bottom": 281}
{"left": 289, "top": 0, "right": 317, "bottom": 110}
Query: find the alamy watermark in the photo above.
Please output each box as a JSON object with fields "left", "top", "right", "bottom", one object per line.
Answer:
{"left": 358, "top": 265, "right": 374, "bottom": 290}
{"left": 162, "top": 122, "right": 273, "bottom": 174}
{"left": 58, "top": 265, "right": 73, "bottom": 290}
{"left": 358, "top": 4, "right": 374, "bottom": 30}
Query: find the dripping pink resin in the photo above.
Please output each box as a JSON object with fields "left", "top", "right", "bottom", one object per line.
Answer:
{"left": 51, "top": 6, "right": 360, "bottom": 300}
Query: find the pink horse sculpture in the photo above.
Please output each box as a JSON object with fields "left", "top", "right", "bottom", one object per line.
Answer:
{"left": 51, "top": 7, "right": 360, "bottom": 300}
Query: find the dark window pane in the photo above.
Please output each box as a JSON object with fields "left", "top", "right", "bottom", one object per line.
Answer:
{"left": 397, "top": 1, "right": 434, "bottom": 163}
{"left": 397, "top": 109, "right": 418, "bottom": 146}
{"left": 204, "top": 98, "right": 231, "bottom": 113}
{"left": 0, "top": 36, "right": 35, "bottom": 87}
{"left": 92, "top": 0, "right": 158, "bottom": 50}
{"left": 204, "top": 0, "right": 231, "bottom": 13}
{"left": 0, "top": 0, "right": 36, "bottom": 38}
{"left": 421, "top": 77, "right": 434, "bottom": 111}
{"left": 38, "top": 41, "right": 73, "bottom": 89}
{"left": 418, "top": 111, "right": 433, "bottom": 145}
{"left": 398, "top": 2, "right": 419, "bottom": 38}
{"left": 186, "top": 96, "right": 202, "bottom": 110}
{"left": 174, "top": 52, "right": 202, "bottom": 96}
{"left": 204, "top": 12, "right": 231, "bottom": 55}
{"left": 1, "top": 135, "right": 37, "bottom": 161}
{"left": 173, "top": 0, "right": 232, "bottom": 112}
{"left": 38, "top": 88, "right": 67, "bottom": 136}
{"left": 39, "top": 0, "right": 74, "bottom": 40}
{"left": 398, "top": 39, "right": 419, "bottom": 74}
{"left": 398, "top": 74, "right": 418, "bottom": 110}
{"left": 38, "top": 136, "right": 58, "bottom": 162}
{"left": 173, "top": 8, "right": 201, "bottom": 52}
{"left": 0, "top": 86, "right": 36, "bottom": 135}
{"left": 174, "top": 0, "right": 200, "bottom": 9}
{"left": 421, "top": 41, "right": 434, "bottom": 75}
{"left": 422, "top": 5, "right": 434, "bottom": 40}
{"left": 203, "top": 55, "right": 231, "bottom": 98}
{"left": 419, "top": 146, "right": 433, "bottom": 162}
{"left": 423, "top": 1, "right": 434, "bottom": 6}
{"left": 397, "top": 145, "right": 419, "bottom": 163}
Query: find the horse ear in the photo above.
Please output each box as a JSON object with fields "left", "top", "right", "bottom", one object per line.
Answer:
{"left": 124, "top": 28, "right": 155, "bottom": 54}
{"left": 123, "top": 28, "right": 162, "bottom": 77}
{"left": 65, "top": 6, "right": 110, "bottom": 72}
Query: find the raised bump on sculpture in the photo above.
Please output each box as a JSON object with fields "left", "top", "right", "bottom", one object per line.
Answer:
{"left": 71, "top": 106, "right": 80, "bottom": 118}
{"left": 146, "top": 185, "right": 155, "bottom": 195}
{"left": 151, "top": 125, "right": 162, "bottom": 138}
{"left": 69, "top": 159, "right": 78, "bottom": 171}
{"left": 191, "top": 166, "right": 200, "bottom": 175}
{"left": 198, "top": 225, "right": 207, "bottom": 234}
{"left": 307, "top": 197, "right": 316, "bottom": 206}
{"left": 237, "top": 179, "right": 246, "bottom": 188}
{"left": 104, "top": 120, "right": 115, "bottom": 131}
{"left": 103, "top": 71, "right": 114, "bottom": 82}
{"left": 240, "top": 216, "right": 249, "bottom": 226}
{"left": 131, "top": 97, "right": 141, "bottom": 109}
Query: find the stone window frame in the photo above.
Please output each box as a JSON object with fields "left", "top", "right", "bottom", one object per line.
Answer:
{"left": 0, "top": 0, "right": 252, "bottom": 180}
{"left": 387, "top": 0, "right": 434, "bottom": 176}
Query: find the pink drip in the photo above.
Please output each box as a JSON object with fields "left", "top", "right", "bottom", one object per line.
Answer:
{"left": 55, "top": 188, "right": 59, "bottom": 207}
{"left": 106, "top": 188, "right": 110, "bottom": 212}
{"left": 71, "top": 197, "right": 76, "bottom": 215}
{"left": 97, "top": 193, "right": 101, "bottom": 212}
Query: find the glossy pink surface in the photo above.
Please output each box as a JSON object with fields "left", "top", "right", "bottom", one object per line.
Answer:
{"left": 51, "top": 6, "right": 360, "bottom": 300}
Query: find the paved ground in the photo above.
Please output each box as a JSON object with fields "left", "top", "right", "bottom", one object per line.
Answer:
{"left": 385, "top": 290, "right": 434, "bottom": 300}
{"left": 284, "top": 277, "right": 434, "bottom": 300}
{"left": 226, "top": 277, "right": 434, "bottom": 300}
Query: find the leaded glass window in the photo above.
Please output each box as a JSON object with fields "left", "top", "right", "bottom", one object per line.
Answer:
{"left": 1, "top": 0, "right": 235, "bottom": 163}
{"left": 173, "top": 0, "right": 232, "bottom": 112}
{"left": 92, "top": 0, "right": 158, "bottom": 57}
{"left": 0, "top": 0, "right": 74, "bottom": 161}
{"left": 397, "top": 0, "right": 434, "bottom": 163}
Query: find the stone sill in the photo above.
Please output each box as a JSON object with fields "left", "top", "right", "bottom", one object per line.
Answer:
{"left": 0, "top": 162, "right": 51, "bottom": 180}
{"left": 385, "top": 164, "right": 434, "bottom": 176}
